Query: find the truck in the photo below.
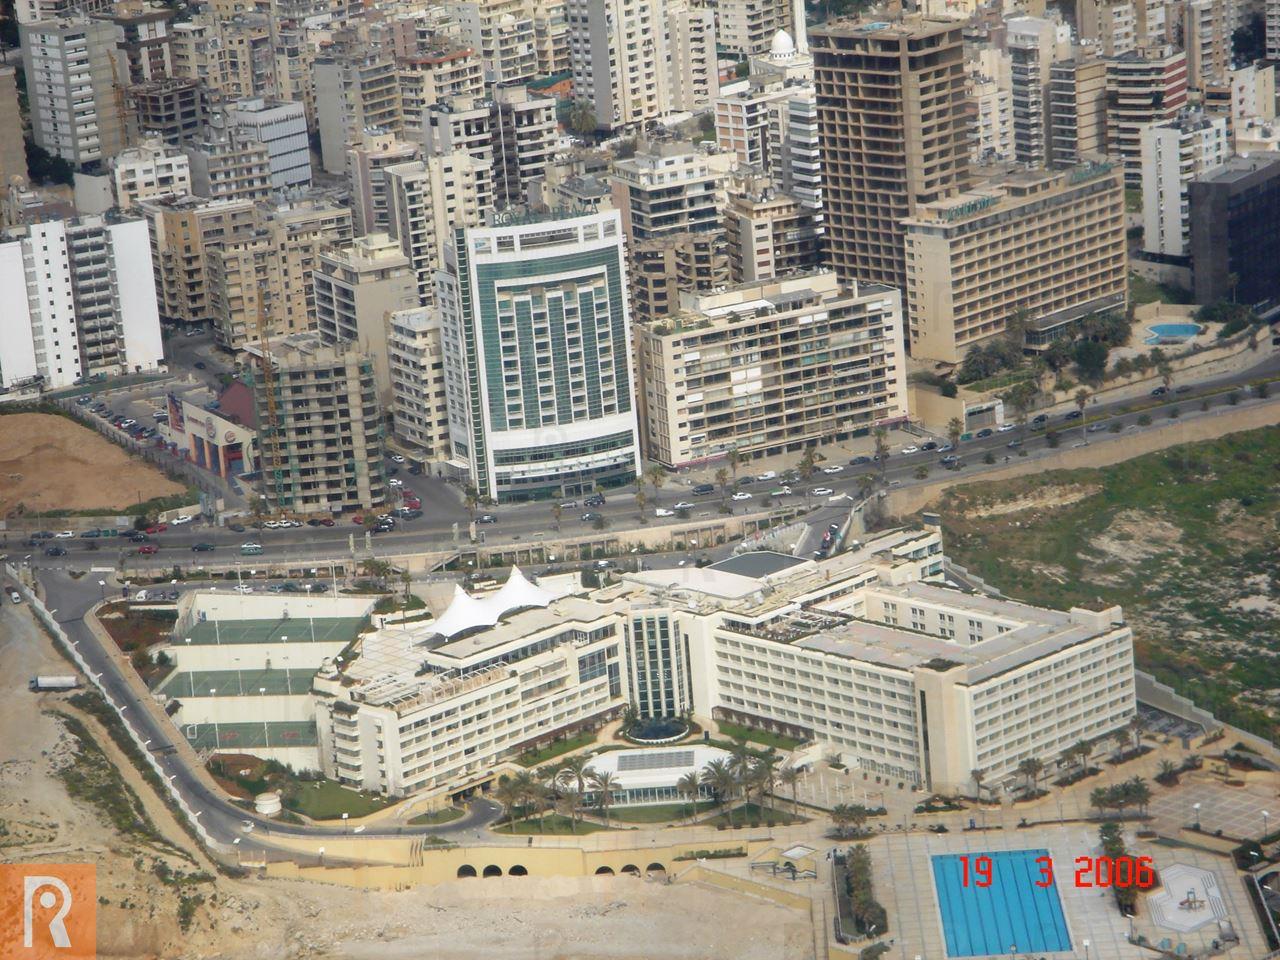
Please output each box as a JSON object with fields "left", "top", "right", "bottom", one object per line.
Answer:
{"left": 29, "top": 675, "right": 81, "bottom": 692}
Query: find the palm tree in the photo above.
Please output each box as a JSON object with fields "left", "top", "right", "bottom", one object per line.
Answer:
{"left": 1127, "top": 714, "right": 1144, "bottom": 754}
{"left": 551, "top": 503, "right": 562, "bottom": 533}
{"left": 528, "top": 781, "right": 552, "bottom": 831}
{"left": 1128, "top": 777, "right": 1152, "bottom": 815}
{"left": 726, "top": 448, "right": 743, "bottom": 483}
{"left": 1074, "top": 388, "right": 1090, "bottom": 442}
{"left": 857, "top": 473, "right": 876, "bottom": 501}
{"left": 778, "top": 765, "right": 802, "bottom": 814}
{"left": 1073, "top": 740, "right": 1092, "bottom": 777}
{"left": 555, "top": 787, "right": 581, "bottom": 833}
{"left": 832, "top": 803, "right": 869, "bottom": 838}
{"left": 463, "top": 486, "right": 479, "bottom": 523}
{"left": 971, "top": 767, "right": 987, "bottom": 802}
{"left": 797, "top": 446, "right": 817, "bottom": 485}
{"left": 634, "top": 489, "right": 648, "bottom": 521}
{"left": 588, "top": 769, "right": 618, "bottom": 825}
{"left": 1089, "top": 786, "right": 1110, "bottom": 818}
{"left": 645, "top": 464, "right": 667, "bottom": 505}
{"left": 676, "top": 770, "right": 702, "bottom": 822}
{"left": 947, "top": 417, "right": 963, "bottom": 450}
{"left": 1158, "top": 359, "right": 1174, "bottom": 393}
{"left": 494, "top": 776, "right": 523, "bottom": 833}
{"left": 1017, "top": 757, "right": 1045, "bottom": 795}
{"left": 873, "top": 426, "right": 890, "bottom": 482}
{"left": 714, "top": 467, "right": 731, "bottom": 507}
{"left": 1156, "top": 759, "right": 1179, "bottom": 785}
{"left": 701, "top": 759, "right": 738, "bottom": 825}
{"left": 752, "top": 753, "right": 780, "bottom": 814}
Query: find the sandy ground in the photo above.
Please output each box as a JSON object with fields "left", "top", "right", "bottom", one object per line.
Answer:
{"left": 0, "top": 601, "right": 812, "bottom": 960}
{"left": 0, "top": 413, "right": 184, "bottom": 515}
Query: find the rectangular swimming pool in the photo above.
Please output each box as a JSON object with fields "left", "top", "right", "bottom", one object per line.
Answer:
{"left": 931, "top": 849, "right": 1072, "bottom": 957}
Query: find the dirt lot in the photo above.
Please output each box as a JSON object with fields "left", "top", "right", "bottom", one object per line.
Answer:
{"left": 0, "top": 602, "right": 812, "bottom": 960}
{"left": 0, "top": 413, "right": 184, "bottom": 515}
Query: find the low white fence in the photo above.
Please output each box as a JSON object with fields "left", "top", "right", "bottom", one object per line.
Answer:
{"left": 6, "top": 564, "right": 233, "bottom": 856}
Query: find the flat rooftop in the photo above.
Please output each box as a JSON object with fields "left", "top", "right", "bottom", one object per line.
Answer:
{"left": 709, "top": 551, "right": 807, "bottom": 579}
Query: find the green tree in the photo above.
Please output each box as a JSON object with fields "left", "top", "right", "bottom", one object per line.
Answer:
{"left": 778, "top": 765, "right": 802, "bottom": 814}
{"left": 588, "top": 769, "right": 618, "bottom": 825}
{"left": 676, "top": 770, "right": 702, "bottom": 822}
{"left": 1074, "top": 388, "right": 1091, "bottom": 441}
{"left": 645, "top": 463, "right": 668, "bottom": 505}
{"left": 873, "top": 426, "right": 890, "bottom": 482}
{"left": 971, "top": 767, "right": 987, "bottom": 802}
{"left": 566, "top": 98, "right": 597, "bottom": 135}
{"left": 634, "top": 489, "right": 648, "bottom": 522}
{"left": 947, "top": 417, "right": 964, "bottom": 449}
{"left": 701, "top": 758, "right": 739, "bottom": 825}
{"left": 551, "top": 502, "right": 562, "bottom": 533}
{"left": 726, "top": 448, "right": 743, "bottom": 483}
{"left": 1073, "top": 340, "right": 1109, "bottom": 382}
{"left": 494, "top": 776, "right": 524, "bottom": 832}
{"left": 1017, "top": 757, "right": 1045, "bottom": 794}
{"left": 715, "top": 467, "right": 731, "bottom": 506}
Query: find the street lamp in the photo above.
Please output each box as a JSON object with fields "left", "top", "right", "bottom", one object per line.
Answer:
{"left": 209, "top": 688, "right": 219, "bottom": 749}
{"left": 1265, "top": 810, "right": 1271, "bottom": 838}
{"left": 1082, "top": 939, "right": 1089, "bottom": 960}
{"left": 342, "top": 812, "right": 349, "bottom": 834}
{"left": 1193, "top": 801, "right": 1202, "bottom": 832}
{"left": 185, "top": 638, "right": 194, "bottom": 696}
{"left": 97, "top": 578, "right": 106, "bottom": 602}
{"left": 259, "top": 686, "right": 268, "bottom": 747}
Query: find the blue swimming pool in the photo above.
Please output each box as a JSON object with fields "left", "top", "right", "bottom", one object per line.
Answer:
{"left": 1145, "top": 322, "right": 1203, "bottom": 344}
{"left": 931, "top": 850, "right": 1072, "bottom": 957}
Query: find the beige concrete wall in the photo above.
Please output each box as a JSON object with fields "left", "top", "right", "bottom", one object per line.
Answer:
{"left": 679, "top": 865, "right": 813, "bottom": 912}
{"left": 884, "top": 396, "right": 1280, "bottom": 516}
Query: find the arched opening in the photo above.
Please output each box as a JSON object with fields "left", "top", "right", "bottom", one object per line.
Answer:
{"left": 595, "top": 866, "right": 615, "bottom": 875}
{"left": 621, "top": 864, "right": 641, "bottom": 876}
{"left": 508, "top": 864, "right": 528, "bottom": 876}
{"left": 482, "top": 865, "right": 503, "bottom": 878}
{"left": 456, "top": 864, "right": 477, "bottom": 878}
{"left": 646, "top": 862, "right": 666, "bottom": 878}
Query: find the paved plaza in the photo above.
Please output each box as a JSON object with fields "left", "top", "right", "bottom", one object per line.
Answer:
{"left": 1148, "top": 779, "right": 1277, "bottom": 842}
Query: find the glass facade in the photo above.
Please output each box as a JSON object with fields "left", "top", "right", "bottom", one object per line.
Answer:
{"left": 626, "top": 611, "right": 691, "bottom": 719}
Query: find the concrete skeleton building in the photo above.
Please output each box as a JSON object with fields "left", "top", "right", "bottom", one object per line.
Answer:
{"left": 811, "top": 17, "right": 969, "bottom": 300}
{"left": 184, "top": 130, "right": 274, "bottom": 204}
{"left": 635, "top": 271, "right": 909, "bottom": 468}
{"left": 0, "top": 215, "right": 164, "bottom": 392}
{"left": 902, "top": 162, "right": 1128, "bottom": 363}
{"left": 437, "top": 208, "right": 642, "bottom": 501}
{"left": 1140, "top": 111, "right": 1230, "bottom": 259}
{"left": 312, "top": 526, "right": 1137, "bottom": 799}
{"left": 245, "top": 333, "right": 389, "bottom": 516}
{"left": 490, "top": 84, "right": 557, "bottom": 208}
{"left": 124, "top": 76, "right": 204, "bottom": 146}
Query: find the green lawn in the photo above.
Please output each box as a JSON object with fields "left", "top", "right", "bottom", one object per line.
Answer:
{"left": 714, "top": 721, "right": 806, "bottom": 751}
{"left": 515, "top": 730, "right": 597, "bottom": 767}
{"left": 610, "top": 801, "right": 717, "bottom": 823}
{"left": 1129, "top": 273, "right": 1194, "bottom": 306}
{"left": 500, "top": 814, "right": 607, "bottom": 835}
{"left": 284, "top": 781, "right": 394, "bottom": 820}
{"left": 408, "top": 806, "right": 464, "bottom": 825}
{"left": 936, "top": 425, "right": 1280, "bottom": 740}
{"left": 705, "top": 803, "right": 805, "bottom": 827}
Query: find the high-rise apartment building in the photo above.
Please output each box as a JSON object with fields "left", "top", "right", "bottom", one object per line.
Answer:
{"left": 663, "top": 0, "right": 719, "bottom": 113}
{"left": 140, "top": 194, "right": 257, "bottom": 328}
{"left": 1184, "top": 0, "right": 1232, "bottom": 92}
{"left": 21, "top": 17, "right": 126, "bottom": 167}
{"left": 111, "top": 138, "right": 192, "bottom": 209}
{"left": 387, "top": 307, "right": 453, "bottom": 463}
{"left": 635, "top": 271, "right": 908, "bottom": 467}
{"left": 347, "top": 133, "right": 420, "bottom": 236}
{"left": 314, "top": 56, "right": 403, "bottom": 174}
{"left": 184, "top": 130, "right": 273, "bottom": 203}
{"left": 611, "top": 141, "right": 729, "bottom": 322}
{"left": 967, "top": 50, "right": 1012, "bottom": 163}
{"left": 490, "top": 85, "right": 557, "bottom": 208}
{"left": 1140, "top": 111, "right": 1230, "bottom": 258}
{"left": 423, "top": 95, "right": 494, "bottom": 168}
{"left": 1006, "top": 16, "right": 1070, "bottom": 166}
{"left": 95, "top": 0, "right": 173, "bottom": 85}
{"left": 0, "top": 216, "right": 164, "bottom": 391}
{"left": 246, "top": 334, "right": 388, "bottom": 516}
{"left": 398, "top": 46, "right": 484, "bottom": 140}
{"left": 811, "top": 17, "right": 968, "bottom": 297}
{"left": 451, "top": 0, "right": 539, "bottom": 90}
{"left": 1078, "top": 0, "right": 1136, "bottom": 56}
{"left": 169, "top": 16, "right": 273, "bottom": 103}
{"left": 902, "top": 163, "right": 1128, "bottom": 363}
{"left": 385, "top": 152, "right": 493, "bottom": 302}
{"left": 1048, "top": 58, "right": 1108, "bottom": 168}
{"left": 313, "top": 233, "right": 418, "bottom": 405}
{"left": 1106, "top": 45, "right": 1189, "bottom": 187}
{"left": 723, "top": 176, "right": 823, "bottom": 283}
{"left": 715, "top": 0, "right": 790, "bottom": 56}
{"left": 438, "top": 209, "right": 642, "bottom": 501}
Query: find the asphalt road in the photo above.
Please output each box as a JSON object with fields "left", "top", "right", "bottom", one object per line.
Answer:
{"left": 19, "top": 359, "right": 1280, "bottom": 574}
{"left": 30, "top": 570, "right": 505, "bottom": 861}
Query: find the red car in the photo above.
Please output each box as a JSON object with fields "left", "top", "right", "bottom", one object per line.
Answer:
{"left": 352, "top": 515, "right": 364, "bottom": 525}
{"left": 403, "top": 498, "right": 421, "bottom": 510}
{"left": 319, "top": 518, "right": 335, "bottom": 527}
{"left": 401, "top": 489, "right": 416, "bottom": 498}
{"left": 137, "top": 544, "right": 158, "bottom": 555}
{"left": 145, "top": 524, "right": 167, "bottom": 534}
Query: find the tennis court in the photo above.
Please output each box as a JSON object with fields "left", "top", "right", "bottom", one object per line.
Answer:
{"left": 162, "top": 668, "right": 314, "bottom": 697}
{"left": 184, "top": 720, "right": 318, "bottom": 750}
{"left": 179, "top": 616, "right": 367, "bottom": 645}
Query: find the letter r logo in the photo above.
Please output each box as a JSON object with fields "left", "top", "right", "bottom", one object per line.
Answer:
{"left": 0, "top": 865, "right": 95, "bottom": 959}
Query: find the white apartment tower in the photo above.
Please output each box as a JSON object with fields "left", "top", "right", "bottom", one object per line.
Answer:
{"left": 1140, "top": 111, "right": 1229, "bottom": 258}
{"left": 0, "top": 216, "right": 164, "bottom": 392}
{"left": 1007, "top": 17, "right": 1071, "bottom": 166}
{"left": 110, "top": 138, "right": 192, "bottom": 210}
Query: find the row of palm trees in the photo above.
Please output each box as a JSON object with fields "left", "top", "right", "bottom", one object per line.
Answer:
{"left": 970, "top": 717, "right": 1147, "bottom": 802}
{"left": 493, "top": 742, "right": 804, "bottom": 832}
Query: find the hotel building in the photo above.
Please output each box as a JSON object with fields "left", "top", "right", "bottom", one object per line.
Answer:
{"left": 902, "top": 163, "right": 1128, "bottom": 363}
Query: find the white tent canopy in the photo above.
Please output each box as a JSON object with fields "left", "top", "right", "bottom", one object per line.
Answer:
{"left": 427, "top": 568, "right": 558, "bottom": 639}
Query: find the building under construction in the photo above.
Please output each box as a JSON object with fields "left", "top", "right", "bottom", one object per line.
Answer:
{"left": 244, "top": 332, "right": 389, "bottom": 516}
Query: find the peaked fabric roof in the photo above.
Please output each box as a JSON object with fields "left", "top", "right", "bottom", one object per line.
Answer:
{"left": 427, "top": 568, "right": 557, "bottom": 639}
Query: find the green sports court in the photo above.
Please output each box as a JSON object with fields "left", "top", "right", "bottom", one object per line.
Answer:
{"left": 183, "top": 720, "right": 318, "bottom": 750}
{"left": 161, "top": 667, "right": 315, "bottom": 698}
{"left": 178, "top": 616, "right": 367, "bottom": 645}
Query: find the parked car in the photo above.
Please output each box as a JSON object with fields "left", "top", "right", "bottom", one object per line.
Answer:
{"left": 975, "top": 428, "right": 995, "bottom": 438}
{"left": 811, "top": 487, "right": 834, "bottom": 496}
{"left": 227, "top": 523, "right": 246, "bottom": 533}
{"left": 79, "top": 530, "right": 101, "bottom": 539}
{"left": 580, "top": 512, "right": 602, "bottom": 522}
{"left": 137, "top": 544, "right": 158, "bottom": 555}
{"left": 372, "top": 523, "right": 394, "bottom": 533}
{"left": 234, "top": 583, "right": 253, "bottom": 594}
{"left": 389, "top": 454, "right": 406, "bottom": 463}
{"left": 191, "top": 542, "right": 216, "bottom": 552}
{"left": 145, "top": 524, "right": 167, "bottom": 534}
{"left": 756, "top": 471, "right": 777, "bottom": 481}
{"left": 476, "top": 514, "right": 498, "bottom": 524}
{"left": 584, "top": 494, "right": 606, "bottom": 507}
{"left": 899, "top": 445, "right": 920, "bottom": 455}
{"left": 920, "top": 441, "right": 939, "bottom": 451}
{"left": 821, "top": 465, "right": 844, "bottom": 474}
{"left": 655, "top": 507, "right": 674, "bottom": 517}
{"left": 673, "top": 501, "right": 695, "bottom": 511}
{"left": 54, "top": 530, "right": 75, "bottom": 539}
{"left": 692, "top": 483, "right": 715, "bottom": 496}
{"left": 388, "top": 478, "right": 403, "bottom": 487}
{"left": 731, "top": 491, "right": 752, "bottom": 501}
{"left": 170, "top": 515, "right": 194, "bottom": 526}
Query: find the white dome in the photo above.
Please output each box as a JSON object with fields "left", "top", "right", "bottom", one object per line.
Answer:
{"left": 770, "top": 29, "right": 795, "bottom": 57}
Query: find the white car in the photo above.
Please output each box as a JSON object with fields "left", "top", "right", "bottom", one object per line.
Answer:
{"left": 731, "top": 491, "right": 752, "bottom": 501}
{"left": 899, "top": 445, "right": 920, "bottom": 455}
{"left": 170, "top": 515, "right": 194, "bottom": 525}
{"left": 672, "top": 501, "right": 694, "bottom": 511}
{"left": 388, "top": 478, "right": 403, "bottom": 487}
{"left": 54, "top": 530, "right": 75, "bottom": 539}
{"left": 822, "top": 465, "right": 845, "bottom": 474}
{"left": 655, "top": 507, "right": 674, "bottom": 517}
{"left": 811, "top": 487, "right": 834, "bottom": 496}
{"left": 756, "top": 471, "right": 777, "bottom": 481}
{"left": 389, "top": 454, "right": 406, "bottom": 463}
{"left": 234, "top": 583, "right": 254, "bottom": 594}
{"left": 997, "top": 423, "right": 1016, "bottom": 433}
{"left": 265, "top": 520, "right": 284, "bottom": 529}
